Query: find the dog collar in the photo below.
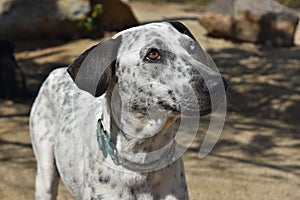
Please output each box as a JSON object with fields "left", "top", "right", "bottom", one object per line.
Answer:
{"left": 96, "top": 116, "right": 174, "bottom": 171}
{"left": 96, "top": 116, "right": 122, "bottom": 164}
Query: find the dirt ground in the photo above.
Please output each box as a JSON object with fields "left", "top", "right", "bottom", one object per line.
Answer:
{"left": 1, "top": 2, "right": 300, "bottom": 200}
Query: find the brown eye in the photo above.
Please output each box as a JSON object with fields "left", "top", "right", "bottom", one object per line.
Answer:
{"left": 146, "top": 48, "right": 161, "bottom": 61}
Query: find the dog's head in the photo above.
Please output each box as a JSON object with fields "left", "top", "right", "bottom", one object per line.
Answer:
{"left": 68, "top": 22, "right": 227, "bottom": 137}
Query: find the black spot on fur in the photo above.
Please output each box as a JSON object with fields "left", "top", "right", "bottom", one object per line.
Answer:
{"left": 180, "top": 171, "right": 184, "bottom": 178}
{"left": 110, "top": 182, "right": 117, "bottom": 189}
{"left": 184, "top": 185, "right": 188, "bottom": 191}
{"left": 91, "top": 195, "right": 103, "bottom": 200}
{"left": 136, "top": 127, "right": 143, "bottom": 133}
{"left": 119, "top": 191, "right": 123, "bottom": 198}
{"left": 159, "top": 78, "right": 166, "bottom": 85}
{"left": 91, "top": 186, "right": 95, "bottom": 193}
{"left": 146, "top": 174, "right": 151, "bottom": 181}
{"left": 130, "top": 188, "right": 135, "bottom": 195}
{"left": 72, "top": 177, "right": 77, "bottom": 184}
{"left": 99, "top": 175, "right": 111, "bottom": 184}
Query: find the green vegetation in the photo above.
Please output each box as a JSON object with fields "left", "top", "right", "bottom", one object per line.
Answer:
{"left": 79, "top": 4, "right": 103, "bottom": 31}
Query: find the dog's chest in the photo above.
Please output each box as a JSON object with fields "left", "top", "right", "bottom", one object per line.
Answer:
{"left": 84, "top": 161, "right": 187, "bottom": 200}
{"left": 55, "top": 138, "right": 186, "bottom": 200}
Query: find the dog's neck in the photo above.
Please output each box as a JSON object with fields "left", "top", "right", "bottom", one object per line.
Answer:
{"left": 100, "top": 96, "right": 178, "bottom": 172}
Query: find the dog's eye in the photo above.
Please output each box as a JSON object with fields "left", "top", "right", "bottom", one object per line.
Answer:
{"left": 146, "top": 48, "right": 161, "bottom": 61}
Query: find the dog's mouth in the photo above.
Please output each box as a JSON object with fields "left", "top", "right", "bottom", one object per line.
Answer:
{"left": 156, "top": 100, "right": 212, "bottom": 118}
{"left": 127, "top": 90, "right": 216, "bottom": 120}
{"left": 175, "top": 106, "right": 211, "bottom": 118}
{"left": 157, "top": 100, "right": 181, "bottom": 114}
{"left": 128, "top": 99, "right": 212, "bottom": 119}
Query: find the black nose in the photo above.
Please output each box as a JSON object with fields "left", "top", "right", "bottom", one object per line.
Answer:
{"left": 202, "top": 76, "right": 228, "bottom": 94}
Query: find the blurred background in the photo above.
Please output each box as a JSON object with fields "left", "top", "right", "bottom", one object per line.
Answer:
{"left": 0, "top": 0, "right": 299, "bottom": 199}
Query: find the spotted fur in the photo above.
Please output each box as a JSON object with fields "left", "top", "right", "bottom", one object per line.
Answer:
{"left": 30, "top": 22, "right": 227, "bottom": 200}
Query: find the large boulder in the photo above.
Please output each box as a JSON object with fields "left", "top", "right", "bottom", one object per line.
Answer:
{"left": 90, "top": 0, "right": 139, "bottom": 31}
{"left": 199, "top": 0, "right": 299, "bottom": 46}
{"left": 0, "top": 0, "right": 91, "bottom": 39}
{"left": 0, "top": 0, "right": 138, "bottom": 39}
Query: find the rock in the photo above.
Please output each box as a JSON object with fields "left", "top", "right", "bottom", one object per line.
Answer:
{"left": 199, "top": 0, "right": 299, "bottom": 46}
{"left": 0, "top": 0, "right": 91, "bottom": 39}
{"left": 90, "top": 0, "right": 139, "bottom": 31}
{"left": 0, "top": 0, "right": 138, "bottom": 39}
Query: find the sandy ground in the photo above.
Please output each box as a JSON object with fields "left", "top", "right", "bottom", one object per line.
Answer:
{"left": 0, "top": 2, "right": 300, "bottom": 200}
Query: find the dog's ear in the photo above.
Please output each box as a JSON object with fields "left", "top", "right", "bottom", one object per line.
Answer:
{"left": 67, "top": 36, "right": 122, "bottom": 97}
{"left": 168, "top": 21, "right": 196, "bottom": 40}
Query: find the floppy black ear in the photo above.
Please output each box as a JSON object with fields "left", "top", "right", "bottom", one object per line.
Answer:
{"left": 168, "top": 21, "right": 196, "bottom": 40}
{"left": 67, "top": 36, "right": 122, "bottom": 97}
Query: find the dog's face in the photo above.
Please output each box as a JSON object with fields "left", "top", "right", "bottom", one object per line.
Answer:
{"left": 68, "top": 22, "right": 227, "bottom": 137}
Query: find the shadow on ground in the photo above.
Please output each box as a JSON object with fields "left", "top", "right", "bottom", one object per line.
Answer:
{"left": 185, "top": 44, "right": 300, "bottom": 189}
{"left": 210, "top": 46, "right": 300, "bottom": 124}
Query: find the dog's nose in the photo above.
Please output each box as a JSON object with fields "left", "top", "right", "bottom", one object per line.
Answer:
{"left": 202, "top": 76, "right": 228, "bottom": 94}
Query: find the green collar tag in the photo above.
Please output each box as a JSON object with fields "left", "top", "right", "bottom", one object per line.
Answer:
{"left": 96, "top": 115, "right": 174, "bottom": 171}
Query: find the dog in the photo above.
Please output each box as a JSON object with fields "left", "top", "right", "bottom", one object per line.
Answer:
{"left": 30, "top": 22, "right": 227, "bottom": 200}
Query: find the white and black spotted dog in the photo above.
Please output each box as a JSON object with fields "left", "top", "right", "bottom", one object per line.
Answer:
{"left": 30, "top": 22, "right": 227, "bottom": 200}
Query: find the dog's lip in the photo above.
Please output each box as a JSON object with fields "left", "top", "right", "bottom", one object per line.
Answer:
{"left": 157, "top": 101, "right": 212, "bottom": 118}
{"left": 158, "top": 101, "right": 209, "bottom": 117}
{"left": 157, "top": 101, "right": 181, "bottom": 113}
